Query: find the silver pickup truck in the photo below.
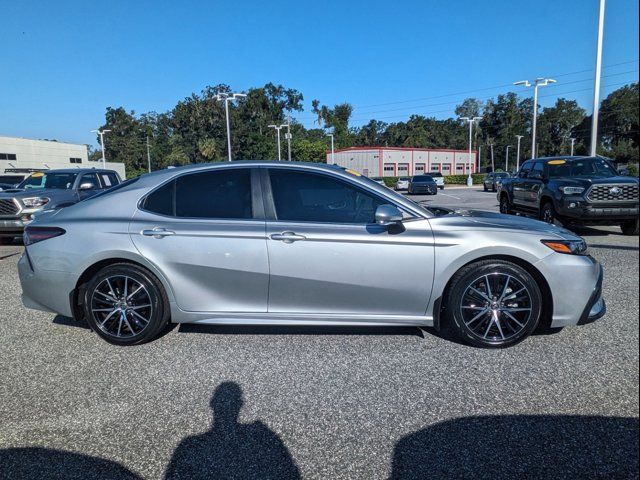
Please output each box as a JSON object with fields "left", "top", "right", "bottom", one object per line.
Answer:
{"left": 0, "top": 168, "right": 121, "bottom": 244}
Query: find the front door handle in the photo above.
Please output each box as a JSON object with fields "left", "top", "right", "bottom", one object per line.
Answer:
{"left": 142, "top": 227, "right": 175, "bottom": 238}
{"left": 270, "top": 231, "right": 306, "bottom": 243}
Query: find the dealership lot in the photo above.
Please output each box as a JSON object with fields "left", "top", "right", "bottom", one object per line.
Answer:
{"left": 0, "top": 188, "right": 638, "bottom": 479}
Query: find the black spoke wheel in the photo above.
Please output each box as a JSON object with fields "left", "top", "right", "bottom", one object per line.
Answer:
{"left": 499, "top": 195, "right": 512, "bottom": 215}
{"left": 446, "top": 260, "right": 542, "bottom": 348}
{"left": 83, "top": 263, "right": 169, "bottom": 345}
{"left": 541, "top": 202, "right": 563, "bottom": 226}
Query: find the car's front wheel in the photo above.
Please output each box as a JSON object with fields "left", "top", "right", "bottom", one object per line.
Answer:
{"left": 541, "top": 202, "right": 563, "bottom": 226}
{"left": 620, "top": 219, "right": 639, "bottom": 236}
{"left": 446, "top": 260, "right": 542, "bottom": 348}
{"left": 0, "top": 236, "right": 14, "bottom": 245}
{"left": 499, "top": 195, "right": 513, "bottom": 214}
{"left": 83, "top": 263, "right": 170, "bottom": 345}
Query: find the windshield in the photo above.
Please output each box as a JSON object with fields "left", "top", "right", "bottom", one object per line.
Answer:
{"left": 18, "top": 172, "right": 78, "bottom": 190}
{"left": 412, "top": 175, "right": 434, "bottom": 182}
{"left": 548, "top": 158, "right": 618, "bottom": 178}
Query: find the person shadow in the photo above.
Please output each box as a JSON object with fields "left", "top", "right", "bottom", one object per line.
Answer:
{"left": 164, "top": 381, "right": 301, "bottom": 480}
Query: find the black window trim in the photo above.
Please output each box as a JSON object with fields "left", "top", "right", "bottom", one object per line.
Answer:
{"left": 138, "top": 166, "right": 264, "bottom": 221}
{"left": 261, "top": 166, "right": 415, "bottom": 226}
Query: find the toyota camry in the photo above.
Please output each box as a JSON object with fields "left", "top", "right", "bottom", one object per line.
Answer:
{"left": 18, "top": 162, "right": 605, "bottom": 348}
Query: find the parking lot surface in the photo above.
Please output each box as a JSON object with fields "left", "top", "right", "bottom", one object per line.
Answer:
{"left": 1, "top": 188, "right": 638, "bottom": 479}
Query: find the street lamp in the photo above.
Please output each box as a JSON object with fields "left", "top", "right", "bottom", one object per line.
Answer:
{"left": 459, "top": 117, "right": 481, "bottom": 186}
{"left": 505, "top": 145, "right": 512, "bottom": 173}
{"left": 515, "top": 135, "right": 524, "bottom": 171}
{"left": 268, "top": 124, "right": 287, "bottom": 161}
{"left": 591, "top": 0, "right": 606, "bottom": 156}
{"left": 326, "top": 132, "right": 335, "bottom": 164}
{"left": 569, "top": 137, "right": 576, "bottom": 156}
{"left": 514, "top": 78, "right": 556, "bottom": 158}
{"left": 91, "top": 129, "right": 111, "bottom": 167}
{"left": 215, "top": 92, "right": 246, "bottom": 161}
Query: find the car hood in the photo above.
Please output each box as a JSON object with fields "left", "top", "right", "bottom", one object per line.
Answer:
{"left": 436, "top": 209, "right": 578, "bottom": 238}
{"left": 0, "top": 188, "right": 67, "bottom": 199}
{"left": 553, "top": 176, "right": 639, "bottom": 187}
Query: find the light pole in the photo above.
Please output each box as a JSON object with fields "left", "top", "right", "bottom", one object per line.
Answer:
{"left": 460, "top": 117, "right": 481, "bottom": 186}
{"left": 505, "top": 145, "right": 512, "bottom": 173}
{"left": 285, "top": 115, "right": 292, "bottom": 161}
{"left": 146, "top": 135, "right": 151, "bottom": 173}
{"left": 489, "top": 143, "right": 495, "bottom": 173}
{"left": 326, "top": 132, "right": 335, "bottom": 164}
{"left": 268, "top": 124, "right": 286, "bottom": 161}
{"left": 570, "top": 137, "right": 576, "bottom": 156}
{"left": 591, "top": 0, "right": 606, "bottom": 156}
{"left": 91, "top": 129, "right": 111, "bottom": 167}
{"left": 514, "top": 78, "right": 556, "bottom": 158}
{"left": 215, "top": 92, "right": 246, "bottom": 161}
{"left": 515, "top": 135, "right": 524, "bottom": 171}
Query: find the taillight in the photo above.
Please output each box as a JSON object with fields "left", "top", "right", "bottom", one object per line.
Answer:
{"left": 23, "top": 226, "right": 66, "bottom": 246}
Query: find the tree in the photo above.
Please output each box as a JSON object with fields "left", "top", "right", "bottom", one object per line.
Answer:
{"left": 537, "top": 99, "right": 586, "bottom": 156}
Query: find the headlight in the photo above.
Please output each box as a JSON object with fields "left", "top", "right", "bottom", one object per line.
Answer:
{"left": 22, "top": 197, "right": 50, "bottom": 208}
{"left": 559, "top": 186, "right": 585, "bottom": 195}
{"left": 541, "top": 239, "right": 589, "bottom": 255}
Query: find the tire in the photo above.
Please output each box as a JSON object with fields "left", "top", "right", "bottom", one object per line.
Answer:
{"left": 83, "top": 263, "right": 170, "bottom": 345}
{"left": 0, "top": 237, "right": 14, "bottom": 245}
{"left": 540, "top": 202, "right": 563, "bottom": 227}
{"left": 499, "top": 194, "right": 513, "bottom": 215}
{"left": 483, "top": 184, "right": 488, "bottom": 192}
{"left": 620, "top": 219, "right": 639, "bottom": 236}
{"left": 445, "top": 260, "right": 543, "bottom": 348}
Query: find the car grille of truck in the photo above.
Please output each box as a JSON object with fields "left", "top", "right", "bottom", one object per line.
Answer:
{"left": 0, "top": 198, "right": 19, "bottom": 216}
{"left": 587, "top": 184, "right": 639, "bottom": 202}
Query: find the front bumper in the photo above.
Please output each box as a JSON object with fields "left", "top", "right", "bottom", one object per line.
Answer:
{"left": 578, "top": 265, "right": 606, "bottom": 325}
{"left": 557, "top": 198, "right": 639, "bottom": 223}
{"left": 410, "top": 185, "right": 437, "bottom": 194}
{"left": 0, "top": 218, "right": 28, "bottom": 236}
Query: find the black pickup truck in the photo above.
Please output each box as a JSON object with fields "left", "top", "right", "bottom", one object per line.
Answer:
{"left": 498, "top": 156, "right": 639, "bottom": 235}
{"left": 0, "top": 168, "right": 121, "bottom": 243}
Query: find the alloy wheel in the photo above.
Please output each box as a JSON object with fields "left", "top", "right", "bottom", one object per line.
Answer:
{"left": 90, "top": 275, "right": 153, "bottom": 338}
{"left": 459, "top": 272, "right": 533, "bottom": 342}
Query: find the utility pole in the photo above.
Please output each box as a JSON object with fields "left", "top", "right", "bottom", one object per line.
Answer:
{"left": 285, "top": 115, "right": 292, "bottom": 161}
{"left": 490, "top": 143, "right": 495, "bottom": 173}
{"left": 326, "top": 132, "right": 335, "bottom": 164}
{"left": 91, "top": 129, "right": 111, "bottom": 167}
{"left": 570, "top": 137, "right": 576, "bottom": 156}
{"left": 514, "top": 78, "right": 556, "bottom": 158}
{"left": 146, "top": 135, "right": 151, "bottom": 173}
{"left": 268, "top": 124, "right": 286, "bottom": 161}
{"left": 478, "top": 145, "right": 483, "bottom": 172}
{"left": 515, "top": 135, "right": 524, "bottom": 171}
{"left": 591, "top": 0, "right": 606, "bottom": 156}
{"left": 214, "top": 92, "right": 247, "bottom": 161}
{"left": 459, "top": 117, "right": 481, "bottom": 185}
{"left": 505, "top": 145, "right": 512, "bottom": 173}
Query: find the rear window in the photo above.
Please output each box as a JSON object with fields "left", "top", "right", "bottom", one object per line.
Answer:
{"left": 412, "top": 175, "right": 434, "bottom": 181}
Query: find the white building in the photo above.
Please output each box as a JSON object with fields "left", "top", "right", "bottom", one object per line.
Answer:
{"left": 327, "top": 147, "right": 478, "bottom": 177}
{"left": 0, "top": 136, "right": 126, "bottom": 179}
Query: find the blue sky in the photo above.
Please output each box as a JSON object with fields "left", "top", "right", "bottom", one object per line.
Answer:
{"left": 1, "top": 0, "right": 638, "bottom": 147}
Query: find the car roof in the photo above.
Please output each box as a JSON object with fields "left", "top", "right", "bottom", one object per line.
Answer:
{"left": 35, "top": 168, "right": 119, "bottom": 174}
{"left": 526, "top": 156, "right": 603, "bottom": 164}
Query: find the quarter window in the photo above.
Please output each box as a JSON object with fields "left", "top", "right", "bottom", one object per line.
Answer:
{"left": 269, "top": 169, "right": 386, "bottom": 224}
{"left": 80, "top": 173, "right": 100, "bottom": 189}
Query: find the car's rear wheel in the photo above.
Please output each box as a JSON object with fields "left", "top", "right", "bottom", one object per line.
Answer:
{"left": 541, "top": 202, "right": 563, "bottom": 226}
{"left": 499, "top": 195, "right": 513, "bottom": 214}
{"left": 620, "top": 219, "right": 639, "bottom": 236}
{"left": 83, "top": 263, "right": 170, "bottom": 345}
{"left": 483, "top": 184, "right": 488, "bottom": 192}
{"left": 446, "top": 260, "right": 542, "bottom": 348}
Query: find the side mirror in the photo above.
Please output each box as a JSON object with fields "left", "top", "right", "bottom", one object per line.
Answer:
{"left": 375, "top": 204, "right": 403, "bottom": 227}
{"left": 79, "top": 182, "right": 96, "bottom": 191}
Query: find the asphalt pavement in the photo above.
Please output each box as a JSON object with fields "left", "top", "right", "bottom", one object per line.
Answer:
{"left": 0, "top": 188, "right": 638, "bottom": 479}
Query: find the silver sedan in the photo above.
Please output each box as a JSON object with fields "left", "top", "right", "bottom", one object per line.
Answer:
{"left": 18, "top": 162, "right": 605, "bottom": 348}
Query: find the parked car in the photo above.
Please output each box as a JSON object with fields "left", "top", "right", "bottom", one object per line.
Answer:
{"left": 431, "top": 172, "right": 445, "bottom": 190}
{"left": 395, "top": 177, "right": 410, "bottom": 191}
{"left": 408, "top": 175, "right": 438, "bottom": 195}
{"left": 19, "top": 162, "right": 605, "bottom": 348}
{"left": 0, "top": 173, "right": 29, "bottom": 191}
{"left": 370, "top": 176, "right": 387, "bottom": 187}
{"left": 484, "top": 172, "right": 510, "bottom": 192}
{"left": 0, "top": 168, "right": 122, "bottom": 244}
{"left": 499, "top": 156, "right": 639, "bottom": 235}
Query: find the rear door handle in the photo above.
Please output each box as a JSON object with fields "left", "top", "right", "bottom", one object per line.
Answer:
{"left": 142, "top": 227, "right": 175, "bottom": 238}
{"left": 270, "top": 231, "right": 306, "bottom": 243}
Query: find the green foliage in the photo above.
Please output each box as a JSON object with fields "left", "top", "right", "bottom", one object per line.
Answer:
{"left": 444, "top": 174, "right": 487, "bottom": 185}
{"left": 382, "top": 177, "right": 398, "bottom": 188}
{"left": 628, "top": 163, "right": 639, "bottom": 177}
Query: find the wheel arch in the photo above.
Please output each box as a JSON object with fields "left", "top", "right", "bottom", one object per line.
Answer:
{"left": 434, "top": 254, "right": 553, "bottom": 331}
{"left": 71, "top": 256, "right": 174, "bottom": 321}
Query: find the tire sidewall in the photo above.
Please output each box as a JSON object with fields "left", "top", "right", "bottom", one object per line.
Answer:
{"left": 447, "top": 261, "right": 543, "bottom": 348}
{"left": 83, "top": 264, "right": 168, "bottom": 346}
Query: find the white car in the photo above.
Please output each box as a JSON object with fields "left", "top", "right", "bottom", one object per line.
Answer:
{"left": 395, "top": 177, "right": 410, "bottom": 191}
{"left": 431, "top": 172, "right": 445, "bottom": 189}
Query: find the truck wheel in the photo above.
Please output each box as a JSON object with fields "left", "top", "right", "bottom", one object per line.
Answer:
{"left": 620, "top": 219, "right": 639, "bottom": 236}
{"left": 483, "top": 184, "right": 488, "bottom": 192}
{"left": 499, "top": 195, "right": 513, "bottom": 215}
{"left": 541, "top": 202, "right": 563, "bottom": 227}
